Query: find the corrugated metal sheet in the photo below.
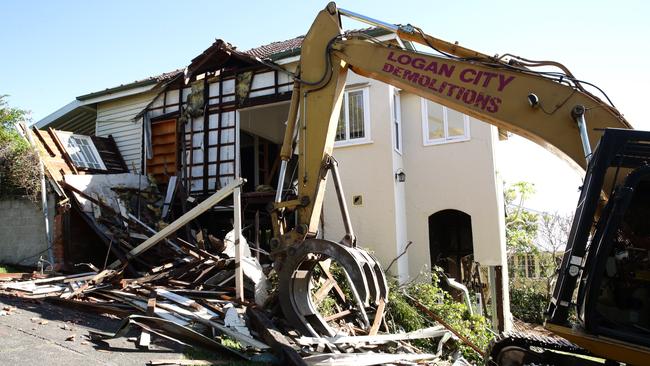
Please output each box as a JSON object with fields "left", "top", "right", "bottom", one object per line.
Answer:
{"left": 96, "top": 92, "right": 157, "bottom": 172}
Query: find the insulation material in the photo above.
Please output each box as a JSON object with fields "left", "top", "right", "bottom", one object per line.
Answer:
{"left": 185, "top": 80, "right": 205, "bottom": 118}
{"left": 236, "top": 71, "right": 253, "bottom": 103}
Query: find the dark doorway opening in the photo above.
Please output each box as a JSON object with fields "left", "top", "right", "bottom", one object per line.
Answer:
{"left": 428, "top": 209, "right": 474, "bottom": 281}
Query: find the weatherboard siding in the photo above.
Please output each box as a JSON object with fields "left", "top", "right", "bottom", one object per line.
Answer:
{"left": 95, "top": 92, "right": 157, "bottom": 172}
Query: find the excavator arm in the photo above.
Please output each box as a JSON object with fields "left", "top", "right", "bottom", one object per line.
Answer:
{"left": 273, "top": 4, "right": 639, "bottom": 358}
{"left": 274, "top": 3, "right": 630, "bottom": 247}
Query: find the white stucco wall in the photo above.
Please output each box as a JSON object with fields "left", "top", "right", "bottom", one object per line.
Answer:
{"left": 322, "top": 72, "right": 401, "bottom": 276}
{"left": 400, "top": 92, "right": 506, "bottom": 278}
{"left": 322, "top": 72, "right": 506, "bottom": 282}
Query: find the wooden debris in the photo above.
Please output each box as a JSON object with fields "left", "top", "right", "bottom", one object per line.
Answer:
{"left": 296, "top": 325, "right": 450, "bottom": 346}
{"left": 368, "top": 298, "right": 385, "bottom": 336}
{"left": 108, "top": 178, "right": 244, "bottom": 269}
{"left": 302, "top": 352, "right": 439, "bottom": 366}
{"left": 246, "top": 306, "right": 307, "bottom": 366}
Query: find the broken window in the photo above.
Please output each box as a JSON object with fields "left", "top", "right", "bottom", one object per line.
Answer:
{"left": 56, "top": 131, "right": 106, "bottom": 170}
{"left": 422, "top": 100, "right": 470, "bottom": 145}
{"left": 335, "top": 87, "right": 370, "bottom": 145}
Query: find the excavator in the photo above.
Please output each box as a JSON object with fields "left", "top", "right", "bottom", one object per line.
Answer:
{"left": 269, "top": 3, "right": 650, "bottom": 365}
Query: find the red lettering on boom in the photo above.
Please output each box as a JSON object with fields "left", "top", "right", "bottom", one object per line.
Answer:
{"left": 439, "top": 64, "right": 455, "bottom": 78}
{"left": 381, "top": 59, "right": 502, "bottom": 113}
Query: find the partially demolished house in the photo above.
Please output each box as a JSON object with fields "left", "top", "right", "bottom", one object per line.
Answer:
{"left": 36, "top": 29, "right": 509, "bottom": 328}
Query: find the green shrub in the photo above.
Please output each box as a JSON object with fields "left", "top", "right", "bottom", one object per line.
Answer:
{"left": 386, "top": 272, "right": 494, "bottom": 362}
{"left": 509, "top": 284, "right": 548, "bottom": 324}
{"left": 0, "top": 98, "right": 40, "bottom": 201}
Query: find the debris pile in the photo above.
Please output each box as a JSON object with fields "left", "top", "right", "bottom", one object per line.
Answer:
{"left": 0, "top": 246, "right": 453, "bottom": 365}
{"left": 0, "top": 127, "right": 482, "bottom": 365}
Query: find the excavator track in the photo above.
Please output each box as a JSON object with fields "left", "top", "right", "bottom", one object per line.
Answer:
{"left": 486, "top": 331, "right": 606, "bottom": 366}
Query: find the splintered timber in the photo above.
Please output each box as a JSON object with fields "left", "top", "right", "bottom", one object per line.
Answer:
{"left": 382, "top": 51, "right": 516, "bottom": 113}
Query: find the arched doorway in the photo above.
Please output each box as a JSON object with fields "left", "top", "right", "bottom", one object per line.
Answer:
{"left": 428, "top": 209, "right": 474, "bottom": 281}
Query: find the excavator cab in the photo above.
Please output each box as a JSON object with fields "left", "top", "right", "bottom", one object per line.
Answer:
{"left": 584, "top": 171, "right": 650, "bottom": 346}
{"left": 490, "top": 129, "right": 650, "bottom": 365}
{"left": 491, "top": 130, "right": 650, "bottom": 365}
{"left": 576, "top": 129, "right": 650, "bottom": 348}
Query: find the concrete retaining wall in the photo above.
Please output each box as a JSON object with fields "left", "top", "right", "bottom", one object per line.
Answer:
{"left": 0, "top": 195, "right": 54, "bottom": 267}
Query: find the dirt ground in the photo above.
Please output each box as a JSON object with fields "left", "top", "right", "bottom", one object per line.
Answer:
{"left": 0, "top": 295, "right": 230, "bottom": 366}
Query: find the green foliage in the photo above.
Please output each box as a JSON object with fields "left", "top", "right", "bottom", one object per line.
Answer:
{"left": 505, "top": 181, "right": 540, "bottom": 254}
{"left": 509, "top": 283, "right": 548, "bottom": 324}
{"left": 386, "top": 271, "right": 494, "bottom": 362}
{"left": 0, "top": 265, "right": 20, "bottom": 274}
{"left": 0, "top": 95, "right": 40, "bottom": 201}
{"left": 0, "top": 95, "right": 28, "bottom": 130}
{"left": 317, "top": 295, "right": 338, "bottom": 317}
{"left": 387, "top": 279, "right": 426, "bottom": 332}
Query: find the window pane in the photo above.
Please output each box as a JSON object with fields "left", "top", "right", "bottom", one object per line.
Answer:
{"left": 348, "top": 90, "right": 365, "bottom": 139}
{"left": 66, "top": 136, "right": 105, "bottom": 170}
{"left": 336, "top": 104, "right": 346, "bottom": 141}
{"left": 393, "top": 94, "right": 399, "bottom": 120}
{"left": 447, "top": 108, "right": 466, "bottom": 138}
{"left": 394, "top": 121, "right": 400, "bottom": 150}
{"left": 393, "top": 93, "right": 400, "bottom": 150}
{"left": 427, "top": 101, "right": 444, "bottom": 140}
{"left": 221, "top": 111, "right": 235, "bottom": 127}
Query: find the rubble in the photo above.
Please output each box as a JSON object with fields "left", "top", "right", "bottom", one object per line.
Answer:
{"left": 0, "top": 126, "right": 471, "bottom": 365}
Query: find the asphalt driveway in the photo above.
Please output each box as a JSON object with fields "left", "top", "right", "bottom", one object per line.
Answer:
{"left": 0, "top": 295, "right": 188, "bottom": 366}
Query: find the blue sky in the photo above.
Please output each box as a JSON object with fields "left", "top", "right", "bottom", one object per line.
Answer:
{"left": 2, "top": 0, "right": 649, "bottom": 213}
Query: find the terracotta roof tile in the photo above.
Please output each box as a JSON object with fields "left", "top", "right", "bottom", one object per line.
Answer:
{"left": 244, "top": 36, "right": 305, "bottom": 59}
{"left": 243, "top": 28, "right": 390, "bottom": 60}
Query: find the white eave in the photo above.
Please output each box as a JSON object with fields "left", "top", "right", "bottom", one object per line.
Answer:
{"left": 35, "top": 83, "right": 158, "bottom": 133}
{"left": 35, "top": 100, "right": 85, "bottom": 128}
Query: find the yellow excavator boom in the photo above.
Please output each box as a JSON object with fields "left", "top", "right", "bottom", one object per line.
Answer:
{"left": 273, "top": 5, "right": 643, "bottom": 364}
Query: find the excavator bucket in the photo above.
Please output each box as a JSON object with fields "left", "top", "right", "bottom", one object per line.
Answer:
{"left": 278, "top": 239, "right": 389, "bottom": 337}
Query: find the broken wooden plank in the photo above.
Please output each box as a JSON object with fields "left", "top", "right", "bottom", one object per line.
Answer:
{"left": 108, "top": 178, "right": 244, "bottom": 269}
{"left": 60, "top": 270, "right": 115, "bottom": 300}
{"left": 295, "top": 325, "right": 449, "bottom": 346}
{"left": 368, "top": 298, "right": 385, "bottom": 336}
{"left": 302, "top": 352, "right": 438, "bottom": 366}
{"left": 246, "top": 306, "right": 307, "bottom": 366}
{"left": 47, "top": 127, "right": 78, "bottom": 174}
{"left": 313, "top": 278, "right": 337, "bottom": 306}
{"left": 323, "top": 309, "right": 352, "bottom": 322}
{"left": 139, "top": 289, "right": 157, "bottom": 349}
{"left": 155, "top": 288, "right": 200, "bottom": 309}
{"left": 318, "top": 262, "right": 346, "bottom": 303}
